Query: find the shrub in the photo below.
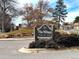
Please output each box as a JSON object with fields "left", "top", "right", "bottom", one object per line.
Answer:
{"left": 45, "top": 40, "right": 59, "bottom": 49}
{"left": 29, "top": 40, "right": 46, "bottom": 48}
{"left": 29, "top": 41, "right": 36, "bottom": 48}
{"left": 57, "top": 34, "right": 79, "bottom": 47}
{"left": 29, "top": 33, "right": 79, "bottom": 49}
{"left": 35, "top": 40, "right": 46, "bottom": 48}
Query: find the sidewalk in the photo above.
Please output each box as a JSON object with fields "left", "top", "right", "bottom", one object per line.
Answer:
{"left": 0, "top": 37, "right": 34, "bottom": 41}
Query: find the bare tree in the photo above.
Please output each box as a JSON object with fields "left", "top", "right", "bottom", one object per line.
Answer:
{"left": 0, "top": 0, "right": 18, "bottom": 32}
{"left": 36, "top": 0, "right": 50, "bottom": 20}
{"left": 23, "top": 0, "right": 53, "bottom": 26}
{"left": 23, "top": 3, "right": 33, "bottom": 26}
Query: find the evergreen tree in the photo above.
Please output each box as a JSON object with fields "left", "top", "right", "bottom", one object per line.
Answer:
{"left": 74, "top": 16, "right": 79, "bottom": 23}
{"left": 53, "top": 0, "right": 67, "bottom": 29}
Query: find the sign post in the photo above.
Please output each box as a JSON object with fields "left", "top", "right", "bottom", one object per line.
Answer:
{"left": 35, "top": 26, "right": 38, "bottom": 41}
{"left": 52, "top": 25, "right": 55, "bottom": 41}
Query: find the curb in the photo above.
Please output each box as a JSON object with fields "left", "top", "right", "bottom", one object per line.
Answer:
{"left": 18, "top": 47, "right": 45, "bottom": 54}
{"left": 0, "top": 38, "right": 34, "bottom": 41}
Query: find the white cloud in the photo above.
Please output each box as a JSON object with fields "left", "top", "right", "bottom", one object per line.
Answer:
{"left": 63, "top": 0, "right": 79, "bottom": 23}
{"left": 12, "top": 16, "right": 23, "bottom": 26}
{"left": 44, "top": 0, "right": 51, "bottom": 2}
{"left": 17, "top": 0, "right": 53, "bottom": 8}
{"left": 17, "top": 0, "right": 38, "bottom": 7}
{"left": 65, "top": 10, "right": 79, "bottom": 23}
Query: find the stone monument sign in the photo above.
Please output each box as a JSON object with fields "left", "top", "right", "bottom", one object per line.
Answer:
{"left": 35, "top": 24, "right": 54, "bottom": 41}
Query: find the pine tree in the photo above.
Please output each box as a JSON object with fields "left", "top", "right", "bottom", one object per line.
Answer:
{"left": 53, "top": 0, "right": 67, "bottom": 29}
{"left": 74, "top": 16, "right": 79, "bottom": 23}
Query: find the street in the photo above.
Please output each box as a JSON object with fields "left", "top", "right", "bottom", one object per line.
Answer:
{"left": 0, "top": 38, "right": 79, "bottom": 59}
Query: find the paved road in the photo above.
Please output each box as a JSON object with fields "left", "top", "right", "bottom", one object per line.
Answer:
{"left": 0, "top": 39, "right": 33, "bottom": 59}
{"left": 0, "top": 39, "right": 79, "bottom": 59}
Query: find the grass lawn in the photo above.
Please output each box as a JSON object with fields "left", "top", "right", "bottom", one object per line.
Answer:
{"left": 7, "top": 28, "right": 33, "bottom": 35}
{"left": 0, "top": 28, "right": 33, "bottom": 38}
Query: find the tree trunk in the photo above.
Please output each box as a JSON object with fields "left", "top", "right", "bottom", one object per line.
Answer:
{"left": 58, "top": 16, "right": 61, "bottom": 29}
{"left": 1, "top": 16, "right": 5, "bottom": 32}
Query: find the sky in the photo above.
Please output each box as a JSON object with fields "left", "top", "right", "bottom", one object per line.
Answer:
{"left": 14, "top": 0, "right": 79, "bottom": 25}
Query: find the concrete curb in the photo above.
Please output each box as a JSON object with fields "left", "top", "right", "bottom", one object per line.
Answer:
{"left": 18, "top": 47, "right": 79, "bottom": 54}
{"left": 18, "top": 47, "right": 45, "bottom": 54}
{"left": 0, "top": 38, "right": 34, "bottom": 41}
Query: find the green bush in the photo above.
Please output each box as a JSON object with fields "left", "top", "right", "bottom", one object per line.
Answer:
{"left": 29, "top": 41, "right": 36, "bottom": 48}
{"left": 45, "top": 40, "right": 59, "bottom": 49}
{"left": 57, "top": 34, "right": 79, "bottom": 47}
{"left": 29, "top": 33, "right": 79, "bottom": 49}
{"left": 29, "top": 40, "right": 46, "bottom": 48}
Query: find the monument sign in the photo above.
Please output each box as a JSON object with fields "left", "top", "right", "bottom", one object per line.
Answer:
{"left": 35, "top": 24, "right": 54, "bottom": 41}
